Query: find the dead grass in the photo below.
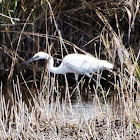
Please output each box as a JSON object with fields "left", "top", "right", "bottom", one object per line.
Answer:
{"left": 0, "top": 0, "right": 140, "bottom": 139}
{"left": 0, "top": 74, "right": 140, "bottom": 139}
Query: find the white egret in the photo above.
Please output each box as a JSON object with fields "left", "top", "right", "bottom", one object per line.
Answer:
{"left": 23, "top": 52, "right": 113, "bottom": 85}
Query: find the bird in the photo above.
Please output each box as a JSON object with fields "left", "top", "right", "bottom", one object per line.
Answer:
{"left": 23, "top": 52, "right": 113, "bottom": 85}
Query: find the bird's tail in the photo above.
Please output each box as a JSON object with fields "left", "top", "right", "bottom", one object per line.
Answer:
{"left": 103, "top": 61, "right": 113, "bottom": 69}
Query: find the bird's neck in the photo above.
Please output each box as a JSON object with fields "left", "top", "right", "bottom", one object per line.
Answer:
{"left": 48, "top": 56, "right": 64, "bottom": 74}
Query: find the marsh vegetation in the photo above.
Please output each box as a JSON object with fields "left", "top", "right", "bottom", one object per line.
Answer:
{"left": 0, "top": 0, "right": 140, "bottom": 139}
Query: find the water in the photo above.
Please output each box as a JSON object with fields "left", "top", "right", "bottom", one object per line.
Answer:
{"left": 1, "top": 85, "right": 112, "bottom": 124}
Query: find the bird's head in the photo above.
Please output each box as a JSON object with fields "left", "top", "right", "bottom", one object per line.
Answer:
{"left": 23, "top": 52, "right": 50, "bottom": 64}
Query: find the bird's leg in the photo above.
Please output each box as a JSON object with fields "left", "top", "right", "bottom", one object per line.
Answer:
{"left": 85, "top": 73, "right": 103, "bottom": 92}
{"left": 74, "top": 74, "right": 78, "bottom": 88}
{"left": 73, "top": 74, "right": 81, "bottom": 100}
{"left": 76, "top": 79, "right": 78, "bottom": 88}
{"left": 85, "top": 73, "right": 97, "bottom": 84}
{"left": 72, "top": 75, "right": 84, "bottom": 89}
{"left": 85, "top": 73, "right": 98, "bottom": 92}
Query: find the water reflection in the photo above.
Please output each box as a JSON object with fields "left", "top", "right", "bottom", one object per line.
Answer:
{"left": 63, "top": 101, "right": 111, "bottom": 123}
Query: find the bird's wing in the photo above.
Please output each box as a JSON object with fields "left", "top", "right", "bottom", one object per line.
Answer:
{"left": 64, "top": 59, "right": 93, "bottom": 74}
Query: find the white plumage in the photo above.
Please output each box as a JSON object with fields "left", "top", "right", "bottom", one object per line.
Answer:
{"left": 23, "top": 52, "right": 113, "bottom": 83}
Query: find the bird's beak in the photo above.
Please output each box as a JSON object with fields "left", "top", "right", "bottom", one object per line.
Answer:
{"left": 22, "top": 57, "right": 36, "bottom": 65}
